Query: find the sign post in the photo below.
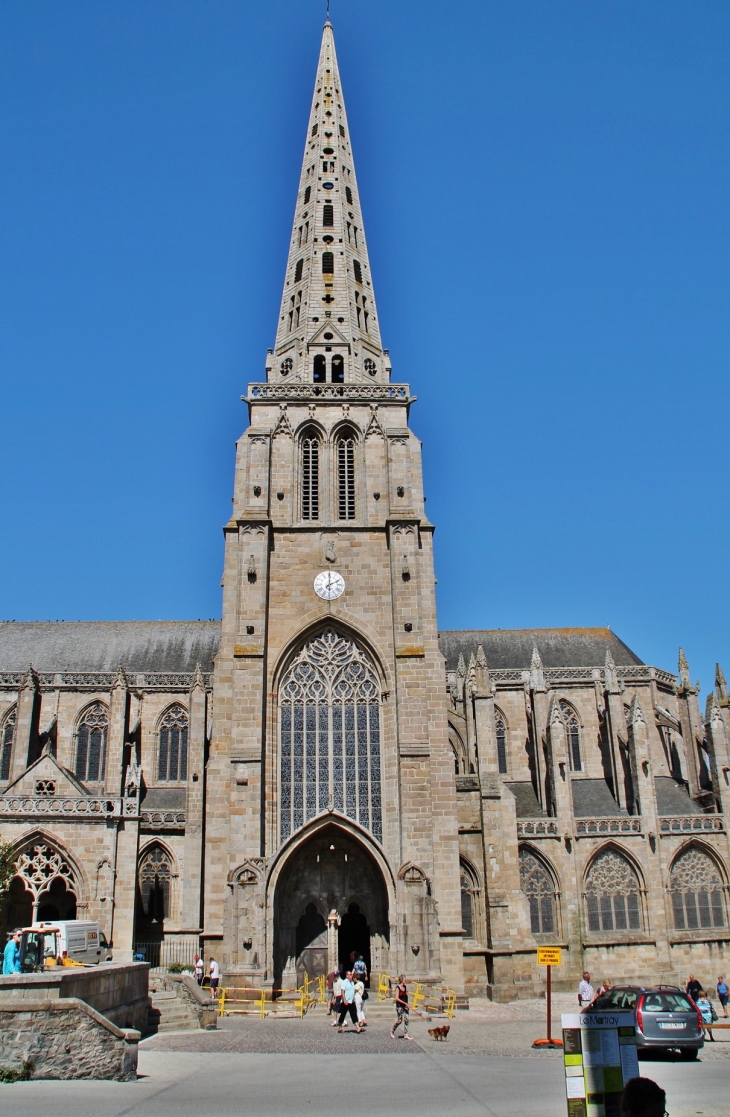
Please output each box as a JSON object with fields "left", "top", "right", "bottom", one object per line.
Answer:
{"left": 532, "top": 946, "right": 563, "bottom": 1049}
{"left": 561, "top": 1010, "right": 638, "bottom": 1117}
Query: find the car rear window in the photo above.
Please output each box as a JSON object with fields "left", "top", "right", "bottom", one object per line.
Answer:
{"left": 642, "top": 993, "right": 693, "bottom": 1013}
{"left": 594, "top": 990, "right": 638, "bottom": 1010}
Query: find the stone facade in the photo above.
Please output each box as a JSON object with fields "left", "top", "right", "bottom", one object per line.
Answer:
{"left": 1, "top": 20, "right": 729, "bottom": 1001}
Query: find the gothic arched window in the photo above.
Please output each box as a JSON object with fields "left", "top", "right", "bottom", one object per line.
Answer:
{"left": 495, "top": 708, "right": 508, "bottom": 775}
{"left": 0, "top": 706, "right": 16, "bottom": 781}
{"left": 157, "top": 705, "right": 189, "bottom": 782}
{"left": 585, "top": 849, "right": 642, "bottom": 932}
{"left": 138, "top": 844, "right": 173, "bottom": 923}
{"left": 331, "top": 354, "right": 344, "bottom": 384}
{"left": 301, "top": 428, "right": 320, "bottom": 520}
{"left": 460, "top": 860, "right": 480, "bottom": 938}
{"left": 559, "top": 700, "right": 582, "bottom": 772}
{"left": 337, "top": 431, "right": 356, "bottom": 520}
{"left": 670, "top": 846, "right": 726, "bottom": 930}
{"left": 321, "top": 252, "right": 334, "bottom": 274}
{"left": 75, "top": 703, "right": 108, "bottom": 783}
{"left": 279, "top": 628, "right": 382, "bottom": 843}
{"left": 520, "top": 847, "right": 557, "bottom": 935}
{"left": 313, "top": 355, "right": 326, "bottom": 384}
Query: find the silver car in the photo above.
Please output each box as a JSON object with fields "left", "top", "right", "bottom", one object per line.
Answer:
{"left": 592, "top": 985, "right": 704, "bottom": 1059}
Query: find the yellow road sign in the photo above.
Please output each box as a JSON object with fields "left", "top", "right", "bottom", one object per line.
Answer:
{"left": 537, "top": 947, "right": 562, "bottom": 966}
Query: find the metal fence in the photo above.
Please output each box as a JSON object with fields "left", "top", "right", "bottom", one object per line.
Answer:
{"left": 133, "top": 939, "right": 199, "bottom": 969}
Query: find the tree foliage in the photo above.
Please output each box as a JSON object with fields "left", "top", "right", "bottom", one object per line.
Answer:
{"left": 0, "top": 839, "right": 17, "bottom": 906}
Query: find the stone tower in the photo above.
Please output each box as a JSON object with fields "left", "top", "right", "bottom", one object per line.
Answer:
{"left": 202, "top": 18, "right": 465, "bottom": 989}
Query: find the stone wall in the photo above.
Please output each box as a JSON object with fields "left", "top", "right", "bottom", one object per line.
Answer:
{"left": 0, "top": 998, "right": 139, "bottom": 1081}
{"left": 0, "top": 961, "right": 149, "bottom": 1033}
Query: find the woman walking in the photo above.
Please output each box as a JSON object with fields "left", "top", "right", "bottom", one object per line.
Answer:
{"left": 390, "top": 975, "right": 412, "bottom": 1041}
{"left": 354, "top": 976, "right": 367, "bottom": 1028}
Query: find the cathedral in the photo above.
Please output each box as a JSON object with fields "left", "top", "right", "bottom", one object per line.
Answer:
{"left": 1, "top": 20, "right": 729, "bottom": 1000}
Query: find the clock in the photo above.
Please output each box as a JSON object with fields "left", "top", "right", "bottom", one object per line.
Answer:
{"left": 314, "top": 570, "right": 345, "bottom": 601}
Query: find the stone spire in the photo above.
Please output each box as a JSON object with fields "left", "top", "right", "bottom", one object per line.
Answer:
{"left": 270, "top": 20, "right": 388, "bottom": 385}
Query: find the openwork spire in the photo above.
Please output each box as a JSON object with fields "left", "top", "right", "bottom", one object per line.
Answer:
{"left": 271, "top": 21, "right": 387, "bottom": 385}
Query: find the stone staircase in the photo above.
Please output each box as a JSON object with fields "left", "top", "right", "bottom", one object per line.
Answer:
{"left": 146, "top": 979, "right": 200, "bottom": 1034}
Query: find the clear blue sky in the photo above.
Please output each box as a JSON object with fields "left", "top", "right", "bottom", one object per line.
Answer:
{"left": 1, "top": 1, "right": 728, "bottom": 698}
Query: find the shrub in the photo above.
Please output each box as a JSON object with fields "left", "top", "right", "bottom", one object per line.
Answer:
{"left": 0, "top": 1060, "right": 34, "bottom": 1084}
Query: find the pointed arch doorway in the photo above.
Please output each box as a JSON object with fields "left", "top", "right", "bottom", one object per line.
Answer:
{"left": 272, "top": 822, "right": 389, "bottom": 989}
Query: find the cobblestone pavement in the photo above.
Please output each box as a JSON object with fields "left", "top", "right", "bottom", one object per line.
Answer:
{"left": 142, "top": 995, "right": 730, "bottom": 1060}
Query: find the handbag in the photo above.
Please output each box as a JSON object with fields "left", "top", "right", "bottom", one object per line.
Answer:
{"left": 362, "top": 989, "right": 369, "bottom": 1000}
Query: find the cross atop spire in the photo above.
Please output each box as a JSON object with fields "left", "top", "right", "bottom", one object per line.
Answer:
{"left": 270, "top": 21, "right": 388, "bottom": 386}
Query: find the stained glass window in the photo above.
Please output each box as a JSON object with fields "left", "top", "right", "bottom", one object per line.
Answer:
{"left": 157, "top": 705, "right": 189, "bottom": 782}
{"left": 495, "top": 709, "right": 508, "bottom": 775}
{"left": 279, "top": 628, "right": 382, "bottom": 843}
{"left": 75, "top": 703, "right": 108, "bottom": 783}
{"left": 585, "top": 849, "right": 642, "bottom": 932}
{"left": 337, "top": 433, "right": 356, "bottom": 519}
{"left": 520, "top": 847, "right": 556, "bottom": 934}
{"left": 670, "top": 846, "right": 726, "bottom": 930}
{"left": 0, "top": 706, "right": 16, "bottom": 781}
{"left": 559, "top": 700, "right": 582, "bottom": 772}
{"left": 138, "top": 845, "right": 172, "bottom": 922}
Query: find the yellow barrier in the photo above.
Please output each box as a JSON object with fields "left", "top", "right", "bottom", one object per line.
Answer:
{"left": 411, "top": 982, "right": 426, "bottom": 1013}
{"left": 377, "top": 973, "right": 390, "bottom": 1002}
{"left": 443, "top": 989, "right": 456, "bottom": 1019}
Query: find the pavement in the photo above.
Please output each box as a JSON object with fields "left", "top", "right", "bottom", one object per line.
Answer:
{"left": 2, "top": 994, "right": 729, "bottom": 1116}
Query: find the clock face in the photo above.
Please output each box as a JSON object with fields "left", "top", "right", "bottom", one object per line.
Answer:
{"left": 314, "top": 570, "right": 345, "bottom": 601}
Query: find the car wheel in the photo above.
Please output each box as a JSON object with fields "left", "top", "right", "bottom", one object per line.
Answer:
{"left": 680, "top": 1047, "right": 699, "bottom": 1060}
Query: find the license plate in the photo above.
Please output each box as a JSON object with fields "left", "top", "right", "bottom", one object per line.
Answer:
{"left": 658, "top": 1022, "right": 686, "bottom": 1029}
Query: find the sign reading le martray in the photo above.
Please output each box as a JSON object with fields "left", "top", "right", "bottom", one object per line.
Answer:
{"left": 561, "top": 1012, "right": 639, "bottom": 1117}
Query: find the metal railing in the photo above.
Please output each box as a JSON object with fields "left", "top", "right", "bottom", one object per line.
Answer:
{"left": 133, "top": 939, "right": 199, "bottom": 969}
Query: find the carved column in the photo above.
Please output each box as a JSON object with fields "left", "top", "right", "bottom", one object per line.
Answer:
{"left": 676, "top": 649, "right": 704, "bottom": 800}
{"left": 705, "top": 693, "right": 730, "bottom": 817}
{"left": 628, "top": 696, "right": 659, "bottom": 840}
{"left": 105, "top": 667, "right": 128, "bottom": 795}
{"left": 10, "top": 667, "right": 39, "bottom": 782}
{"left": 547, "top": 696, "right": 572, "bottom": 821}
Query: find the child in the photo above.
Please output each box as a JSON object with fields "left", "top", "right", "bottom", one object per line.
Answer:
{"left": 695, "top": 990, "right": 717, "bottom": 1041}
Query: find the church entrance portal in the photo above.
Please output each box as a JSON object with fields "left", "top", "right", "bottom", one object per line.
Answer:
{"left": 273, "top": 824, "right": 389, "bottom": 990}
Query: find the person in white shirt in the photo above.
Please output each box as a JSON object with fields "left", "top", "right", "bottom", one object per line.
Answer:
{"left": 194, "top": 953, "right": 204, "bottom": 986}
{"left": 578, "top": 972, "right": 594, "bottom": 1007}
{"left": 209, "top": 957, "right": 220, "bottom": 998}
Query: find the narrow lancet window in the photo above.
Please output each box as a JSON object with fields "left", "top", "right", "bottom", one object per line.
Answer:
{"left": 301, "top": 429, "right": 320, "bottom": 521}
{"left": 337, "top": 432, "right": 355, "bottom": 520}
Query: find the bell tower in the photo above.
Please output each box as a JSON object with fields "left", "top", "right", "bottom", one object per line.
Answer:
{"left": 203, "top": 17, "right": 465, "bottom": 991}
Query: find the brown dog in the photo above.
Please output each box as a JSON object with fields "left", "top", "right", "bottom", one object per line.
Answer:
{"left": 428, "top": 1025, "right": 450, "bottom": 1041}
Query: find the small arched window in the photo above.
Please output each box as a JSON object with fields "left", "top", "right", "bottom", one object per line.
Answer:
{"left": 322, "top": 204, "right": 334, "bottom": 227}
{"left": 353, "top": 259, "right": 363, "bottom": 284}
{"left": 495, "top": 708, "right": 508, "bottom": 775}
{"left": 520, "top": 847, "right": 557, "bottom": 935}
{"left": 559, "top": 700, "right": 582, "bottom": 772}
{"left": 157, "top": 705, "right": 189, "bottom": 782}
{"left": 345, "top": 186, "right": 353, "bottom": 204}
{"left": 138, "top": 844, "right": 172, "bottom": 923}
{"left": 304, "top": 185, "right": 311, "bottom": 204}
{"left": 585, "top": 849, "right": 642, "bottom": 932}
{"left": 75, "top": 703, "right": 108, "bottom": 782}
{"left": 0, "top": 706, "right": 16, "bottom": 781}
{"left": 670, "top": 846, "right": 726, "bottom": 930}
{"left": 461, "top": 871, "right": 474, "bottom": 937}
{"left": 331, "top": 354, "right": 344, "bottom": 384}
{"left": 322, "top": 252, "right": 334, "bottom": 274}
{"left": 337, "top": 431, "right": 356, "bottom": 520}
{"left": 301, "top": 428, "right": 320, "bottom": 521}
{"left": 294, "top": 258, "right": 304, "bottom": 282}
{"left": 313, "top": 354, "right": 326, "bottom": 383}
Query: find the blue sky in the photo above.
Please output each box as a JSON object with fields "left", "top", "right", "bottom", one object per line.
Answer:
{"left": 1, "top": 1, "right": 728, "bottom": 698}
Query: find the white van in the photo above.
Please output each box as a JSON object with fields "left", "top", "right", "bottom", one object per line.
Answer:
{"left": 19, "top": 920, "right": 113, "bottom": 971}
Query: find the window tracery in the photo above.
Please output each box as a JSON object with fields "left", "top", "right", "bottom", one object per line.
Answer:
{"left": 559, "top": 699, "right": 582, "bottom": 772}
{"left": 519, "top": 847, "right": 556, "bottom": 935}
{"left": 670, "top": 846, "right": 726, "bottom": 930}
{"left": 138, "top": 844, "right": 173, "bottom": 923}
{"left": 74, "top": 703, "right": 108, "bottom": 783}
{"left": 495, "top": 708, "right": 508, "bottom": 775}
{"left": 460, "top": 860, "right": 480, "bottom": 939}
{"left": 279, "top": 628, "right": 382, "bottom": 844}
{"left": 15, "top": 841, "right": 77, "bottom": 907}
{"left": 157, "top": 705, "right": 189, "bottom": 782}
{"left": 585, "top": 849, "right": 642, "bottom": 932}
{"left": 0, "top": 706, "right": 16, "bottom": 781}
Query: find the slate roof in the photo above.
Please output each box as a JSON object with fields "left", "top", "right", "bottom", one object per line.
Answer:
{"left": 654, "top": 776, "right": 697, "bottom": 816}
{"left": 0, "top": 621, "right": 221, "bottom": 674}
{"left": 438, "top": 628, "right": 643, "bottom": 672}
{"left": 504, "top": 782, "right": 545, "bottom": 818}
{"left": 571, "top": 779, "right": 624, "bottom": 818}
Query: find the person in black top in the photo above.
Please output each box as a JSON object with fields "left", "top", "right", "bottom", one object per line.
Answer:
{"left": 390, "top": 975, "right": 413, "bottom": 1041}
{"left": 686, "top": 973, "right": 702, "bottom": 1002}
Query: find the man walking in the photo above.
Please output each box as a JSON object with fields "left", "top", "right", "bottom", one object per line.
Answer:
{"left": 336, "top": 969, "right": 362, "bottom": 1032}
{"left": 686, "top": 973, "right": 702, "bottom": 1002}
{"left": 209, "top": 956, "right": 220, "bottom": 999}
{"left": 578, "top": 971, "right": 594, "bottom": 1008}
